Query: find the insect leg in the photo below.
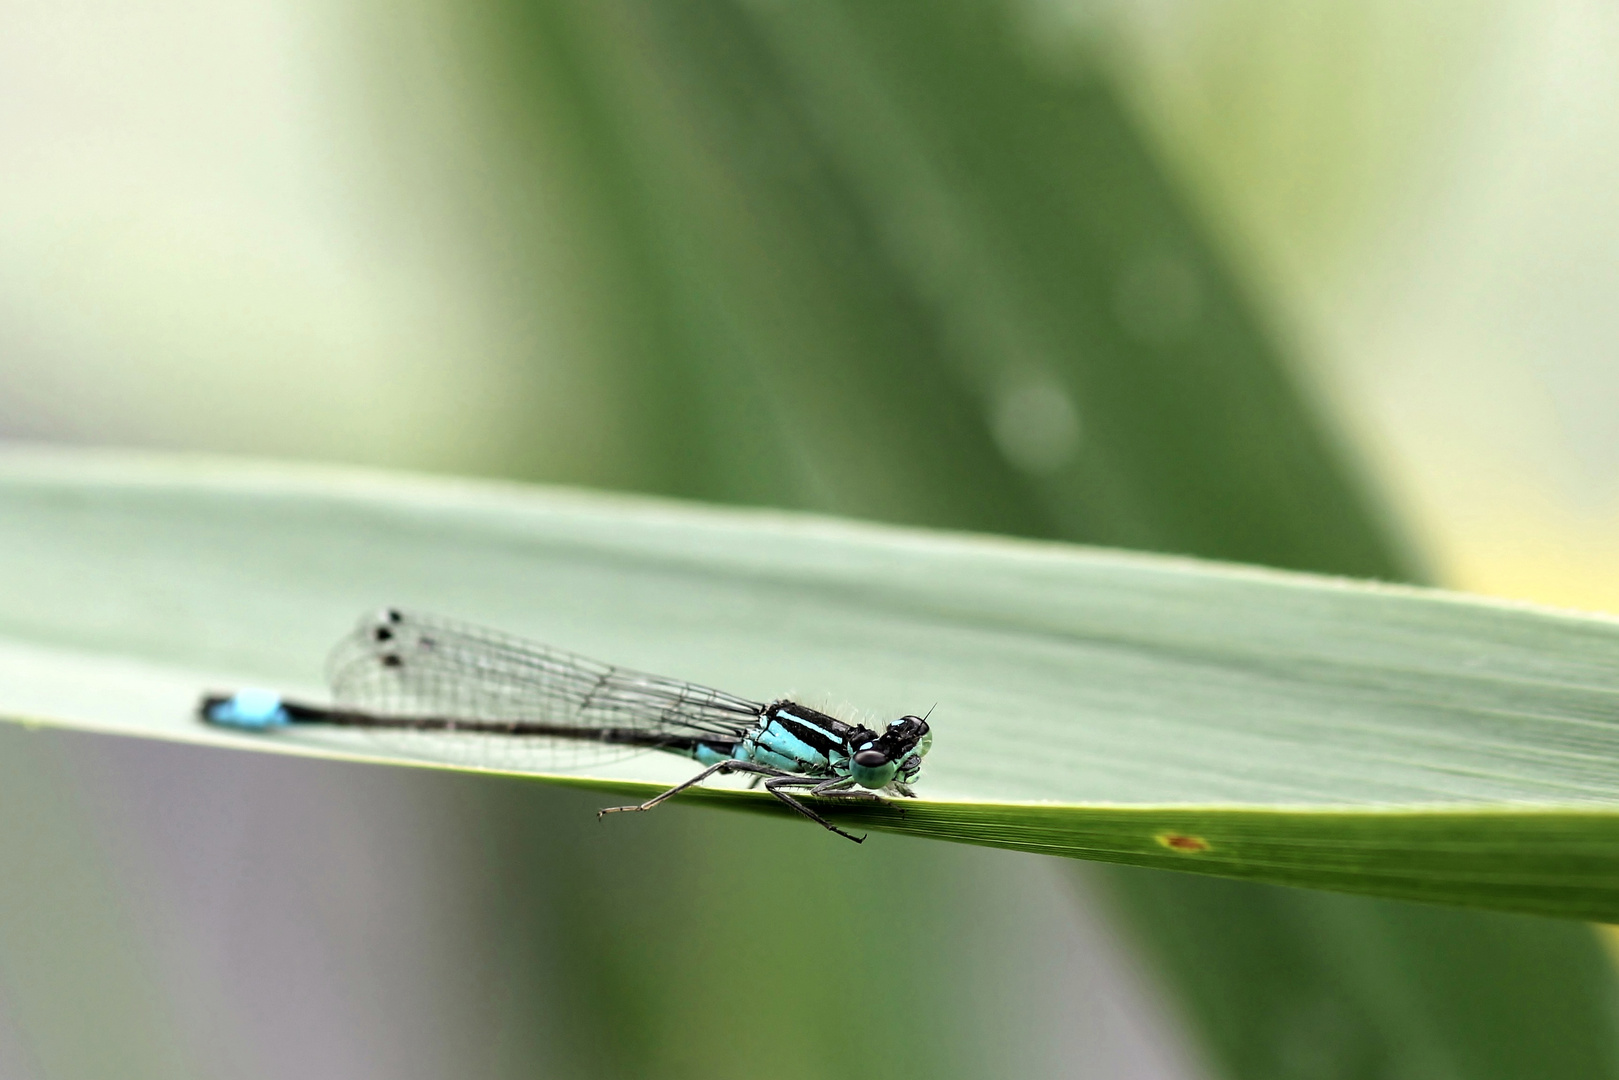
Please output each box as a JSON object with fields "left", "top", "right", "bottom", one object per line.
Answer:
{"left": 597, "top": 760, "right": 791, "bottom": 819}
{"left": 806, "top": 776, "right": 883, "bottom": 801}
{"left": 763, "top": 776, "right": 866, "bottom": 843}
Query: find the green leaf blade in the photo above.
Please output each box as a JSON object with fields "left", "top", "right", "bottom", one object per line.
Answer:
{"left": 6, "top": 447, "right": 1619, "bottom": 918}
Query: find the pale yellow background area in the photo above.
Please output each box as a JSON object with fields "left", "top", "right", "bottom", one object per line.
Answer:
{"left": 1094, "top": 0, "right": 1619, "bottom": 615}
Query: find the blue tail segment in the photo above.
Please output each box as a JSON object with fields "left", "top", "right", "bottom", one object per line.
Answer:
{"left": 201, "top": 689, "right": 291, "bottom": 730}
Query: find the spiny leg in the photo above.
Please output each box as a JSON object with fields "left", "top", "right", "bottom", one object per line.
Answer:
{"left": 769, "top": 775, "right": 881, "bottom": 803}
{"left": 799, "top": 775, "right": 904, "bottom": 820}
{"left": 763, "top": 776, "right": 866, "bottom": 843}
{"left": 598, "top": 760, "right": 791, "bottom": 819}
{"left": 597, "top": 763, "right": 870, "bottom": 843}
{"left": 771, "top": 775, "right": 887, "bottom": 805}
{"left": 807, "top": 776, "right": 884, "bottom": 801}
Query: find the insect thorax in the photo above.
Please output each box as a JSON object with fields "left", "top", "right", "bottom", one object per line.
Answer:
{"left": 737, "top": 701, "right": 872, "bottom": 776}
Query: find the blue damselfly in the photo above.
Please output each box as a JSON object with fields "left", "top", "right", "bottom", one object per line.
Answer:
{"left": 201, "top": 608, "right": 932, "bottom": 842}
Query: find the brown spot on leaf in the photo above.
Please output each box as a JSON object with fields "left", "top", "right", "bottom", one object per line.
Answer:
{"left": 1156, "top": 832, "right": 1211, "bottom": 854}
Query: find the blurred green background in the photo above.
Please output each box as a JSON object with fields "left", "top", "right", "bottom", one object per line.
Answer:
{"left": 6, "top": 0, "right": 1619, "bottom": 1077}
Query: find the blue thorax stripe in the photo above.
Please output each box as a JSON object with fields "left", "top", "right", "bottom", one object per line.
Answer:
{"left": 767, "top": 704, "right": 855, "bottom": 754}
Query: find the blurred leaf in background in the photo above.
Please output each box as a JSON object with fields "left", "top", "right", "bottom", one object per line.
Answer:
{"left": 468, "top": 0, "right": 1411, "bottom": 576}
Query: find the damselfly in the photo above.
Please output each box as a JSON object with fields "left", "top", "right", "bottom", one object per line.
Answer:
{"left": 200, "top": 608, "right": 932, "bottom": 842}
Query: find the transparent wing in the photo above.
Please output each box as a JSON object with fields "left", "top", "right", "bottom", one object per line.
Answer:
{"left": 327, "top": 608, "right": 765, "bottom": 738}
{"left": 283, "top": 609, "right": 767, "bottom": 774}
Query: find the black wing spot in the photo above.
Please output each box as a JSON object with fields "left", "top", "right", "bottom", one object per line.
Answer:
{"left": 380, "top": 654, "right": 403, "bottom": 668}
{"left": 372, "top": 626, "right": 394, "bottom": 642}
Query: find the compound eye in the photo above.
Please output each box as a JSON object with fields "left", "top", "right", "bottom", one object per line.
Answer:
{"left": 854, "top": 749, "right": 887, "bottom": 768}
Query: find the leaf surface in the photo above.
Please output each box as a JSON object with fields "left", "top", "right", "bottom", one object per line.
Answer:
{"left": 4, "top": 447, "right": 1618, "bottom": 919}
